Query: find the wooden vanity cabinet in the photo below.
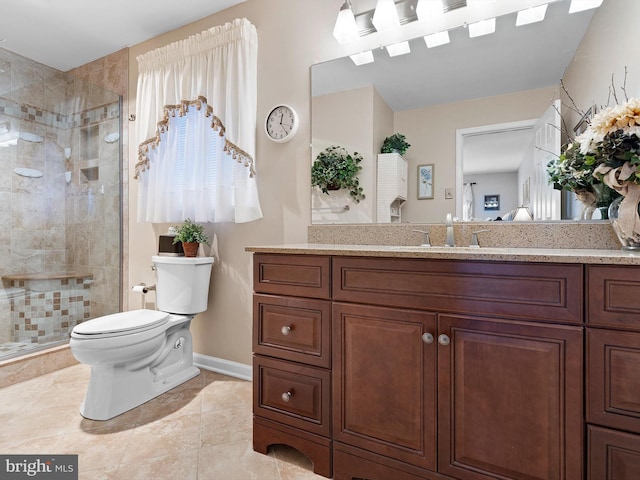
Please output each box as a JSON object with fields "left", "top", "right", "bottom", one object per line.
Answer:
{"left": 252, "top": 253, "right": 587, "bottom": 480}
{"left": 252, "top": 254, "right": 333, "bottom": 478}
{"left": 587, "top": 265, "right": 640, "bottom": 480}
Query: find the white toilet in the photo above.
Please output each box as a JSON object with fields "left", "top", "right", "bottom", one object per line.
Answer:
{"left": 70, "top": 255, "right": 214, "bottom": 420}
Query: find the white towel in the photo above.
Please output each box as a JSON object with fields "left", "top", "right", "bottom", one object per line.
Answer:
{"left": 463, "top": 184, "right": 474, "bottom": 221}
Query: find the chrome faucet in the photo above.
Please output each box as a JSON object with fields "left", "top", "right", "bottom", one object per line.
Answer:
{"left": 445, "top": 213, "right": 455, "bottom": 247}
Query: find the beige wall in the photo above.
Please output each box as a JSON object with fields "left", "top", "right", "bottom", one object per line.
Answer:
{"left": 396, "top": 85, "right": 557, "bottom": 223}
{"left": 562, "top": 0, "right": 640, "bottom": 133}
{"left": 311, "top": 85, "right": 393, "bottom": 223}
{"left": 126, "top": 0, "right": 345, "bottom": 365}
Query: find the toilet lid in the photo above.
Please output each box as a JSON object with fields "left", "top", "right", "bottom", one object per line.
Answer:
{"left": 72, "top": 309, "right": 169, "bottom": 336}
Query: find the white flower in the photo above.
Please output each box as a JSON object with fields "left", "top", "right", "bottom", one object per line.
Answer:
{"left": 576, "top": 128, "right": 601, "bottom": 155}
{"left": 590, "top": 97, "right": 640, "bottom": 137}
{"left": 576, "top": 98, "right": 640, "bottom": 155}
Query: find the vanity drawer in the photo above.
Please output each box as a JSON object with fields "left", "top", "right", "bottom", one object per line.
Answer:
{"left": 587, "top": 265, "right": 640, "bottom": 330}
{"left": 587, "top": 328, "right": 640, "bottom": 433}
{"left": 253, "top": 355, "right": 331, "bottom": 437}
{"left": 253, "top": 294, "right": 331, "bottom": 368}
{"left": 253, "top": 254, "right": 330, "bottom": 299}
{"left": 588, "top": 425, "right": 640, "bottom": 480}
{"left": 333, "top": 257, "right": 583, "bottom": 324}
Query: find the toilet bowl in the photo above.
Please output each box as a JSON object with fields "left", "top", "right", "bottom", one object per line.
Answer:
{"left": 70, "top": 256, "right": 214, "bottom": 420}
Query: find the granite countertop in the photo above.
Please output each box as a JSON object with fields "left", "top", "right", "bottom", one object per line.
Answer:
{"left": 245, "top": 243, "right": 640, "bottom": 265}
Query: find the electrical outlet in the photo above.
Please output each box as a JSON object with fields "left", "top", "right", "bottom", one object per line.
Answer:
{"left": 444, "top": 188, "right": 453, "bottom": 199}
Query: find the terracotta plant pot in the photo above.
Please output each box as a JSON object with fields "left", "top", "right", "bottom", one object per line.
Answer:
{"left": 182, "top": 242, "right": 199, "bottom": 257}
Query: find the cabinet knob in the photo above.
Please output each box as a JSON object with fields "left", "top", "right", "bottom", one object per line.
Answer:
{"left": 281, "top": 326, "right": 291, "bottom": 335}
{"left": 421, "top": 332, "right": 434, "bottom": 344}
{"left": 438, "top": 334, "right": 451, "bottom": 346}
{"left": 281, "top": 391, "right": 292, "bottom": 402}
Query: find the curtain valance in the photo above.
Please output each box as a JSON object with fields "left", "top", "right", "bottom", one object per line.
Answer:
{"left": 134, "top": 18, "right": 262, "bottom": 223}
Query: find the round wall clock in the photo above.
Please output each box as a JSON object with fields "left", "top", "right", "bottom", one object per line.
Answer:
{"left": 265, "top": 104, "right": 299, "bottom": 143}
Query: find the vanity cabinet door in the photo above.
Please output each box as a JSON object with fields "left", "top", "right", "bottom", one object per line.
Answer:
{"left": 587, "top": 328, "right": 640, "bottom": 434}
{"left": 332, "top": 302, "right": 437, "bottom": 472}
{"left": 438, "top": 314, "right": 583, "bottom": 480}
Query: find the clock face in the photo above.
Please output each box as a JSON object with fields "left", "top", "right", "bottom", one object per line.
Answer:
{"left": 265, "top": 105, "right": 298, "bottom": 143}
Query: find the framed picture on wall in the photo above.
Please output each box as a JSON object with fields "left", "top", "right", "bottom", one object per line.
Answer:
{"left": 417, "top": 164, "right": 434, "bottom": 199}
{"left": 484, "top": 194, "right": 500, "bottom": 211}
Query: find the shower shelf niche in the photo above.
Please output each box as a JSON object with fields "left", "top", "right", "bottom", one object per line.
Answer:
{"left": 80, "top": 166, "right": 99, "bottom": 183}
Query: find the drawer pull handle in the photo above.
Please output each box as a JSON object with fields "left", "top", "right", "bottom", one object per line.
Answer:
{"left": 422, "top": 332, "right": 434, "bottom": 344}
{"left": 281, "top": 326, "right": 292, "bottom": 335}
{"left": 438, "top": 334, "right": 451, "bottom": 346}
{"left": 281, "top": 391, "right": 292, "bottom": 402}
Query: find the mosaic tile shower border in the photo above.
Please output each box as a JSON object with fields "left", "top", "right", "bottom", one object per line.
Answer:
{"left": 6, "top": 275, "right": 92, "bottom": 344}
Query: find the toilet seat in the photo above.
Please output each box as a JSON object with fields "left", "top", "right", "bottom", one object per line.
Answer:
{"left": 72, "top": 310, "right": 169, "bottom": 338}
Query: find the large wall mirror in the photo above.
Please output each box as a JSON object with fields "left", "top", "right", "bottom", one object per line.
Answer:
{"left": 311, "top": 0, "right": 607, "bottom": 224}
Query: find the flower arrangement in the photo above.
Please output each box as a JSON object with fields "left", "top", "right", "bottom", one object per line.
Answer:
{"left": 557, "top": 70, "right": 640, "bottom": 249}
{"left": 547, "top": 140, "right": 619, "bottom": 216}
{"left": 583, "top": 98, "right": 640, "bottom": 189}
{"left": 546, "top": 75, "right": 640, "bottom": 218}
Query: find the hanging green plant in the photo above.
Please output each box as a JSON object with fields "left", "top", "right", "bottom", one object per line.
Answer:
{"left": 381, "top": 133, "right": 411, "bottom": 155}
{"left": 311, "top": 145, "right": 365, "bottom": 203}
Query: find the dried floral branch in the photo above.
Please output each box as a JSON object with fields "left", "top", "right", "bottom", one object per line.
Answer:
{"left": 560, "top": 76, "right": 586, "bottom": 118}
{"left": 610, "top": 73, "right": 619, "bottom": 105}
{"left": 621, "top": 66, "right": 629, "bottom": 102}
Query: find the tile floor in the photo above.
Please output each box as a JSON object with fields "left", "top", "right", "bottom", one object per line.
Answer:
{"left": 0, "top": 363, "right": 327, "bottom": 480}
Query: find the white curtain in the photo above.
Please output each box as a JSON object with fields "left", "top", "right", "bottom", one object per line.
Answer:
{"left": 134, "top": 18, "right": 262, "bottom": 223}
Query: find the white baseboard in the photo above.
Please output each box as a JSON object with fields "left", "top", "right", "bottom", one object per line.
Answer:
{"left": 193, "top": 353, "right": 252, "bottom": 381}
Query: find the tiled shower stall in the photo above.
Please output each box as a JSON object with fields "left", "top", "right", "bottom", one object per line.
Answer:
{"left": 0, "top": 48, "right": 122, "bottom": 360}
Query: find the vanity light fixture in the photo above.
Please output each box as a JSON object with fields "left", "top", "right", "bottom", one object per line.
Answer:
{"left": 372, "top": 0, "right": 401, "bottom": 32}
{"left": 386, "top": 41, "right": 411, "bottom": 57}
{"left": 416, "top": 0, "right": 444, "bottom": 21}
{"left": 468, "top": 17, "right": 496, "bottom": 38}
{"left": 516, "top": 4, "right": 548, "bottom": 26}
{"left": 350, "top": 50, "right": 375, "bottom": 65}
{"left": 424, "top": 30, "right": 450, "bottom": 48}
{"left": 333, "top": 0, "right": 360, "bottom": 44}
{"left": 568, "top": 0, "right": 604, "bottom": 14}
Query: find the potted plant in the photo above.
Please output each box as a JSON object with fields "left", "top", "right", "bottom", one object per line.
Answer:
{"left": 311, "top": 145, "right": 365, "bottom": 203}
{"left": 172, "top": 218, "right": 211, "bottom": 257}
{"left": 381, "top": 133, "right": 411, "bottom": 156}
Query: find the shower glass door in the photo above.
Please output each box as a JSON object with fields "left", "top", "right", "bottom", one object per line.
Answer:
{"left": 0, "top": 48, "right": 122, "bottom": 361}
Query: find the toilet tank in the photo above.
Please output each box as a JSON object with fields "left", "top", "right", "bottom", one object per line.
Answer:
{"left": 151, "top": 256, "right": 214, "bottom": 314}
